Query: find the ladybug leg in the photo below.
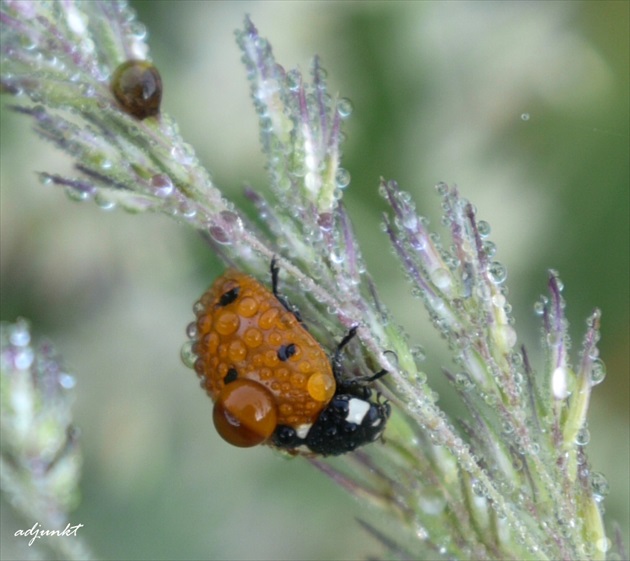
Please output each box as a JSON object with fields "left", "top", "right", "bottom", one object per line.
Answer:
{"left": 333, "top": 326, "right": 388, "bottom": 387}
{"left": 270, "top": 257, "right": 303, "bottom": 323}
{"left": 332, "top": 325, "right": 359, "bottom": 377}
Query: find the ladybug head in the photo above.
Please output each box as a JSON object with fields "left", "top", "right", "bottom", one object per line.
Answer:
{"left": 272, "top": 392, "right": 390, "bottom": 456}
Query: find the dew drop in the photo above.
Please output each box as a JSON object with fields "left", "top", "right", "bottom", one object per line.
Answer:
{"left": 64, "top": 186, "right": 91, "bottom": 202}
{"left": 286, "top": 69, "right": 301, "bottom": 92}
{"left": 150, "top": 173, "right": 174, "bottom": 197}
{"left": 431, "top": 268, "right": 452, "bottom": 290}
{"left": 409, "top": 233, "right": 427, "bottom": 251}
{"left": 410, "top": 344, "right": 426, "bottom": 362}
{"left": 502, "top": 420, "right": 515, "bottom": 435}
{"left": 9, "top": 322, "right": 31, "bottom": 347}
{"left": 59, "top": 373, "right": 76, "bottom": 389}
{"left": 435, "top": 181, "right": 449, "bottom": 195}
{"left": 208, "top": 225, "right": 231, "bottom": 245}
{"left": 590, "top": 358, "right": 606, "bottom": 386}
{"left": 590, "top": 471, "right": 610, "bottom": 499}
{"left": 337, "top": 97, "right": 353, "bottom": 118}
{"left": 317, "top": 212, "right": 334, "bottom": 232}
{"left": 192, "top": 300, "right": 205, "bottom": 316}
{"left": 471, "top": 479, "right": 487, "bottom": 497}
{"left": 39, "top": 174, "right": 53, "bottom": 186}
{"left": 129, "top": 21, "right": 147, "bottom": 40}
{"left": 551, "top": 366, "right": 571, "bottom": 399}
{"left": 477, "top": 220, "right": 491, "bottom": 237}
{"left": 482, "top": 240, "right": 496, "bottom": 258}
{"left": 402, "top": 212, "right": 418, "bottom": 230}
{"left": 170, "top": 143, "right": 196, "bottom": 166}
{"left": 330, "top": 250, "right": 344, "bottom": 264}
{"left": 19, "top": 35, "right": 37, "bottom": 51}
{"left": 520, "top": 113, "right": 530, "bottom": 121}
{"left": 94, "top": 193, "right": 116, "bottom": 211}
{"left": 335, "top": 168, "right": 351, "bottom": 189}
{"left": 15, "top": 348, "right": 34, "bottom": 370}
{"left": 380, "top": 349, "right": 398, "bottom": 370}
{"left": 186, "top": 322, "right": 198, "bottom": 340}
{"left": 454, "top": 372, "right": 473, "bottom": 391}
{"left": 596, "top": 537, "right": 611, "bottom": 554}
{"left": 180, "top": 341, "right": 197, "bottom": 369}
{"left": 575, "top": 427, "right": 590, "bottom": 446}
{"left": 178, "top": 200, "right": 197, "bottom": 219}
{"left": 219, "top": 210, "right": 243, "bottom": 233}
{"left": 488, "top": 261, "right": 507, "bottom": 284}
{"left": 533, "top": 298, "right": 547, "bottom": 316}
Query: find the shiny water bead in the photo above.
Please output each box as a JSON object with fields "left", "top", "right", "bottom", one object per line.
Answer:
{"left": 111, "top": 60, "right": 162, "bottom": 120}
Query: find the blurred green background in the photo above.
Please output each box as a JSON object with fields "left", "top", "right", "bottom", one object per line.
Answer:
{"left": 1, "top": 1, "right": 628, "bottom": 559}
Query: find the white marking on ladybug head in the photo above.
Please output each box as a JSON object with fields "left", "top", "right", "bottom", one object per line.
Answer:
{"left": 295, "top": 423, "right": 312, "bottom": 439}
{"left": 346, "top": 398, "right": 370, "bottom": 425}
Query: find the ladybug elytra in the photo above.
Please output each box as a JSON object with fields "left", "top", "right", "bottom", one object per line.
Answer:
{"left": 190, "top": 260, "right": 390, "bottom": 456}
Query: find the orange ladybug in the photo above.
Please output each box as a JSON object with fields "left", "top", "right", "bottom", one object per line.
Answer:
{"left": 190, "top": 260, "right": 390, "bottom": 456}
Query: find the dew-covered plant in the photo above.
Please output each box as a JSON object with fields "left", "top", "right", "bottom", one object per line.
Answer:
{"left": 0, "top": 319, "right": 91, "bottom": 560}
{"left": 0, "top": 2, "right": 623, "bottom": 560}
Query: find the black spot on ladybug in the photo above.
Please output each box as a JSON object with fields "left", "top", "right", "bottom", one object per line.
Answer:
{"left": 224, "top": 368, "right": 238, "bottom": 384}
{"left": 218, "top": 287, "right": 240, "bottom": 307}
{"left": 277, "top": 343, "right": 297, "bottom": 362}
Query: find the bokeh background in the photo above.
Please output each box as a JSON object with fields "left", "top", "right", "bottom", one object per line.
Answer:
{"left": 1, "top": 2, "right": 628, "bottom": 559}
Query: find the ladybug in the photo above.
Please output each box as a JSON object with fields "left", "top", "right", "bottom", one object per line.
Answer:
{"left": 111, "top": 60, "right": 162, "bottom": 120}
{"left": 190, "top": 260, "right": 390, "bottom": 456}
